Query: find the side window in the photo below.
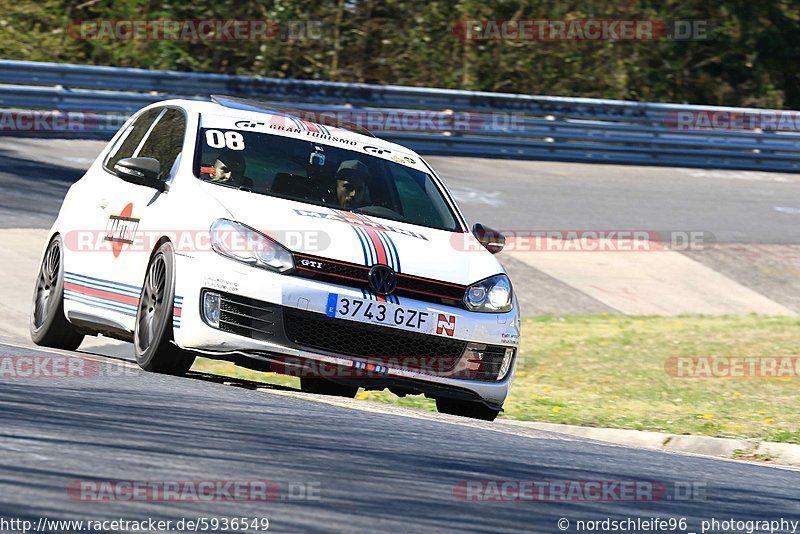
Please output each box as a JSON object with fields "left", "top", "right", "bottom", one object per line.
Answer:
{"left": 104, "top": 108, "right": 161, "bottom": 172}
{"left": 136, "top": 109, "right": 186, "bottom": 178}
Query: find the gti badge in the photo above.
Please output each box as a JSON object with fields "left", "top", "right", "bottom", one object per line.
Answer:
{"left": 300, "top": 258, "right": 325, "bottom": 269}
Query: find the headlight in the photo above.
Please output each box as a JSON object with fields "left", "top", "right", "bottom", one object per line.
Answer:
{"left": 210, "top": 219, "right": 294, "bottom": 273}
{"left": 463, "top": 274, "right": 512, "bottom": 312}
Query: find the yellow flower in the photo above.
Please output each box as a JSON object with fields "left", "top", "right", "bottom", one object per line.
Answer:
{"left": 757, "top": 410, "right": 766, "bottom": 415}
{"left": 552, "top": 406, "right": 562, "bottom": 413}
{"left": 542, "top": 387, "right": 552, "bottom": 392}
{"left": 698, "top": 414, "right": 714, "bottom": 420}
{"left": 356, "top": 391, "right": 371, "bottom": 400}
{"left": 764, "top": 418, "right": 776, "bottom": 424}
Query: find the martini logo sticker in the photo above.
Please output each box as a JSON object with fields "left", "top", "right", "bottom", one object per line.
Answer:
{"left": 104, "top": 203, "right": 140, "bottom": 257}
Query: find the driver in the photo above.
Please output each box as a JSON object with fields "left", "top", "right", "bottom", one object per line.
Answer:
{"left": 209, "top": 150, "right": 253, "bottom": 189}
{"left": 335, "top": 160, "right": 368, "bottom": 209}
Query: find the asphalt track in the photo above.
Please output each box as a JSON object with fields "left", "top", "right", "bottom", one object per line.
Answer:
{"left": 434, "top": 156, "right": 800, "bottom": 245}
{"left": 1, "top": 138, "right": 800, "bottom": 532}
{"left": 0, "top": 340, "right": 798, "bottom": 533}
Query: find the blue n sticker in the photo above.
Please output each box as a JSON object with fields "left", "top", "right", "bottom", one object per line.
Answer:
{"left": 326, "top": 293, "right": 338, "bottom": 317}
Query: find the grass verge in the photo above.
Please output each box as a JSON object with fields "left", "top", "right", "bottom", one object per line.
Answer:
{"left": 193, "top": 314, "right": 800, "bottom": 442}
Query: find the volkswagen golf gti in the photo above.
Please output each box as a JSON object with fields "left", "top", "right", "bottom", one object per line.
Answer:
{"left": 30, "top": 97, "right": 520, "bottom": 420}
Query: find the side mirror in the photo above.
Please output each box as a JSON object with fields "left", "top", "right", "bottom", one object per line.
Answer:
{"left": 473, "top": 223, "right": 505, "bottom": 254}
{"left": 114, "top": 157, "right": 166, "bottom": 191}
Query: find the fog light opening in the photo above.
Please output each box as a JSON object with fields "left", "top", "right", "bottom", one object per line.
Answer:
{"left": 498, "top": 348, "right": 515, "bottom": 380}
{"left": 203, "top": 291, "right": 221, "bottom": 328}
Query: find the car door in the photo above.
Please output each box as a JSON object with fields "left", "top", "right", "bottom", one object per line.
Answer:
{"left": 62, "top": 107, "right": 187, "bottom": 333}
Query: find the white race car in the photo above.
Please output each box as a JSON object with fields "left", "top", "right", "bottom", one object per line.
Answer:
{"left": 30, "top": 97, "right": 519, "bottom": 420}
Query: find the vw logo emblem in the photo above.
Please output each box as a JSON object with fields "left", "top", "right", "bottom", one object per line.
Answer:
{"left": 368, "top": 265, "right": 397, "bottom": 295}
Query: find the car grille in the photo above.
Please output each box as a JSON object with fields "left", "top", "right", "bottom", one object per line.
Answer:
{"left": 292, "top": 253, "right": 466, "bottom": 306}
{"left": 283, "top": 307, "right": 467, "bottom": 373}
{"left": 216, "top": 292, "right": 282, "bottom": 342}
{"left": 205, "top": 291, "right": 509, "bottom": 381}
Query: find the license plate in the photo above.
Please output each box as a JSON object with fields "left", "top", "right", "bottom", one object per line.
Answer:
{"left": 325, "top": 294, "right": 431, "bottom": 334}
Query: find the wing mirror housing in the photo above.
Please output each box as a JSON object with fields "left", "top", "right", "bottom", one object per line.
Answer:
{"left": 472, "top": 223, "right": 505, "bottom": 254}
{"left": 113, "top": 157, "right": 166, "bottom": 191}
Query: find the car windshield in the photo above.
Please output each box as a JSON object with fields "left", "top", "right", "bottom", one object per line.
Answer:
{"left": 195, "top": 127, "right": 460, "bottom": 232}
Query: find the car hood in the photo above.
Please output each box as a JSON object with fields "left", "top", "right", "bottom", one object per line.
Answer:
{"left": 202, "top": 183, "right": 506, "bottom": 286}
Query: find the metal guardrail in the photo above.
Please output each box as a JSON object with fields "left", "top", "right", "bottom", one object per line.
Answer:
{"left": 1, "top": 59, "right": 799, "bottom": 171}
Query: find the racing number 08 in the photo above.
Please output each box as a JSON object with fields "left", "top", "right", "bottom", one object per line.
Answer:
{"left": 205, "top": 130, "right": 245, "bottom": 151}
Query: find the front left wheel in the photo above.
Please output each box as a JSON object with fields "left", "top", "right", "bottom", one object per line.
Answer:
{"left": 135, "top": 242, "right": 195, "bottom": 375}
{"left": 30, "top": 235, "right": 84, "bottom": 350}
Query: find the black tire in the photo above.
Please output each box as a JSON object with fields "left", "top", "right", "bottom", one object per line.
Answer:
{"left": 300, "top": 377, "right": 359, "bottom": 398}
{"left": 30, "top": 236, "right": 84, "bottom": 350}
{"left": 435, "top": 398, "right": 500, "bottom": 421}
{"left": 135, "top": 242, "right": 195, "bottom": 375}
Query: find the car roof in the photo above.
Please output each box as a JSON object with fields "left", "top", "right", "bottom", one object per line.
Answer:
{"left": 153, "top": 98, "right": 419, "bottom": 158}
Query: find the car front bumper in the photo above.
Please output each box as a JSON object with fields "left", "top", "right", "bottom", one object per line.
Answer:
{"left": 172, "top": 252, "right": 520, "bottom": 408}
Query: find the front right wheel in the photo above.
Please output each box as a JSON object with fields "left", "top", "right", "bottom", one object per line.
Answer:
{"left": 435, "top": 398, "right": 500, "bottom": 421}
{"left": 134, "top": 242, "right": 195, "bottom": 375}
